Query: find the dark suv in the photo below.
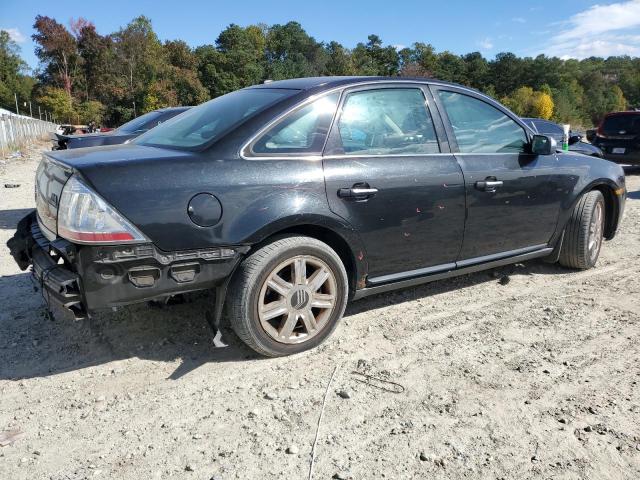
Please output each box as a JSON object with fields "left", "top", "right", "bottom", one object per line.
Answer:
{"left": 591, "top": 111, "right": 640, "bottom": 165}
{"left": 9, "top": 77, "right": 626, "bottom": 357}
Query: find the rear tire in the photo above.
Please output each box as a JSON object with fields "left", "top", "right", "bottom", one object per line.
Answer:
{"left": 226, "top": 236, "right": 348, "bottom": 357}
{"left": 559, "top": 190, "right": 605, "bottom": 270}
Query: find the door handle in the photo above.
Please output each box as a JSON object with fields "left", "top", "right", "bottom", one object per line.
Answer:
{"left": 475, "top": 179, "right": 503, "bottom": 192}
{"left": 337, "top": 185, "right": 379, "bottom": 200}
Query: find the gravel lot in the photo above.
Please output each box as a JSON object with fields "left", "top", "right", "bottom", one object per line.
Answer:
{"left": 1, "top": 142, "right": 639, "bottom": 480}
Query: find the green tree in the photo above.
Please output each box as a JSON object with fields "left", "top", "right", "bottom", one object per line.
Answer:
{"left": 36, "top": 86, "right": 76, "bottom": 122}
{"left": 324, "top": 41, "right": 352, "bottom": 75}
{"left": 0, "top": 30, "right": 34, "bottom": 111}
{"left": 351, "top": 35, "right": 399, "bottom": 76}
{"left": 265, "top": 22, "right": 327, "bottom": 79}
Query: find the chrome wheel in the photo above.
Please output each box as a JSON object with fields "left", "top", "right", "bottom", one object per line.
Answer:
{"left": 588, "top": 201, "right": 603, "bottom": 263}
{"left": 257, "top": 255, "right": 337, "bottom": 344}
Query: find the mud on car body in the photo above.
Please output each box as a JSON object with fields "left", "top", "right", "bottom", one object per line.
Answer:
{"left": 8, "top": 76, "right": 626, "bottom": 357}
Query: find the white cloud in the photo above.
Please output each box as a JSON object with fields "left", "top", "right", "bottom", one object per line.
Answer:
{"left": 392, "top": 44, "right": 406, "bottom": 51}
{"left": 543, "top": 1, "right": 640, "bottom": 58}
{"left": 512, "top": 17, "right": 526, "bottom": 23}
{"left": 1, "top": 27, "right": 26, "bottom": 43}
{"left": 477, "top": 37, "right": 494, "bottom": 50}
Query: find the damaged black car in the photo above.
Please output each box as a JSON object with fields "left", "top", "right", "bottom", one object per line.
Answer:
{"left": 9, "top": 77, "right": 626, "bottom": 357}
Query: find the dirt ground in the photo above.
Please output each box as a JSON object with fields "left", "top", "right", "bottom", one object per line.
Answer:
{"left": 1, "top": 142, "right": 639, "bottom": 480}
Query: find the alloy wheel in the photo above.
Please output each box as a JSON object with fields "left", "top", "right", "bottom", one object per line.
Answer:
{"left": 588, "top": 201, "right": 604, "bottom": 263}
{"left": 257, "top": 255, "right": 337, "bottom": 344}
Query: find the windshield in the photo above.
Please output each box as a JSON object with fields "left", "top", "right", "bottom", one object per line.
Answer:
{"left": 601, "top": 114, "right": 640, "bottom": 135}
{"left": 134, "top": 88, "right": 298, "bottom": 149}
{"left": 116, "top": 111, "right": 165, "bottom": 134}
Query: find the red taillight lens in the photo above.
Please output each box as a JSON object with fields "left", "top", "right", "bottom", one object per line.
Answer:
{"left": 57, "top": 176, "right": 147, "bottom": 244}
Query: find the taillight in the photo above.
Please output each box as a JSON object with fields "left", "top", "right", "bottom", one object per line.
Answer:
{"left": 57, "top": 175, "right": 147, "bottom": 244}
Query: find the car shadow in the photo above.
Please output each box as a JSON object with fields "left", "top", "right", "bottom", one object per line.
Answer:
{"left": 346, "top": 258, "right": 566, "bottom": 315}
{"left": 0, "top": 258, "right": 567, "bottom": 382}
{"left": 0, "top": 208, "right": 34, "bottom": 230}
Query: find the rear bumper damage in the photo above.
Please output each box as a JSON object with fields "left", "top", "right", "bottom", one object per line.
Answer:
{"left": 7, "top": 211, "right": 245, "bottom": 319}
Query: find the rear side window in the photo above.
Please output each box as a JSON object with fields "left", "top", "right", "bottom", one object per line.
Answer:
{"left": 335, "top": 88, "right": 440, "bottom": 155}
{"left": 438, "top": 91, "right": 527, "bottom": 153}
{"left": 601, "top": 114, "right": 640, "bottom": 135}
{"left": 251, "top": 93, "right": 339, "bottom": 155}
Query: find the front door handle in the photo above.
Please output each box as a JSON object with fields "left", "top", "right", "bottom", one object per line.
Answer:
{"left": 475, "top": 178, "right": 503, "bottom": 192}
{"left": 337, "top": 184, "right": 379, "bottom": 200}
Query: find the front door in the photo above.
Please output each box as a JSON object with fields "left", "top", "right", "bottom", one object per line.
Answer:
{"left": 432, "top": 87, "right": 564, "bottom": 261}
{"left": 323, "top": 85, "right": 466, "bottom": 283}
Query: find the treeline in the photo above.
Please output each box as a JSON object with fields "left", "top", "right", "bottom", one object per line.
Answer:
{"left": 1, "top": 16, "right": 639, "bottom": 127}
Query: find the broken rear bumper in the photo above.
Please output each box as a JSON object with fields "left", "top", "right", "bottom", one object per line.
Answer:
{"left": 7, "top": 212, "right": 246, "bottom": 319}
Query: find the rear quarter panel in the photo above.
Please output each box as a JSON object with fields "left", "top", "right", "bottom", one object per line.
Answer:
{"left": 72, "top": 146, "right": 364, "bottom": 256}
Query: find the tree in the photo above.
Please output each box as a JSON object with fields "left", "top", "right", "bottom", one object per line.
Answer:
{"left": 112, "top": 16, "right": 165, "bottom": 116}
{"left": 32, "top": 15, "right": 79, "bottom": 97}
{"left": 0, "top": 30, "right": 33, "bottom": 110}
{"left": 351, "top": 34, "right": 399, "bottom": 76}
{"left": 502, "top": 86, "right": 554, "bottom": 119}
{"left": 265, "top": 22, "right": 327, "bottom": 79}
{"left": 325, "top": 41, "right": 352, "bottom": 75}
{"left": 36, "top": 86, "right": 76, "bottom": 122}
{"left": 531, "top": 91, "right": 554, "bottom": 119}
{"left": 196, "top": 24, "right": 266, "bottom": 97}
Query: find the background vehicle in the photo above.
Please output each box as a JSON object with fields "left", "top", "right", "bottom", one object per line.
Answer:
{"left": 52, "top": 107, "right": 191, "bottom": 150}
{"left": 521, "top": 118, "right": 604, "bottom": 157}
{"left": 590, "top": 111, "right": 640, "bottom": 165}
{"left": 9, "top": 77, "right": 626, "bottom": 357}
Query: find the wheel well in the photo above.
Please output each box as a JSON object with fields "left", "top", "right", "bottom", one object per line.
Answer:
{"left": 590, "top": 184, "right": 618, "bottom": 239}
{"left": 253, "top": 225, "right": 358, "bottom": 291}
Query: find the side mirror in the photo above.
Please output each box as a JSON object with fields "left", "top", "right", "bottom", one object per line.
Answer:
{"left": 586, "top": 129, "right": 595, "bottom": 142}
{"left": 568, "top": 134, "right": 582, "bottom": 145}
{"left": 531, "top": 134, "right": 557, "bottom": 155}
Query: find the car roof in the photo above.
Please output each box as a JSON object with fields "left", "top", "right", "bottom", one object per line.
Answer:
{"left": 249, "top": 76, "right": 464, "bottom": 92}
{"left": 156, "top": 106, "right": 192, "bottom": 112}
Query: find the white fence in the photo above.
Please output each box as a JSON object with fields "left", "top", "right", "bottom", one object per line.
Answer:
{"left": 0, "top": 113, "right": 56, "bottom": 156}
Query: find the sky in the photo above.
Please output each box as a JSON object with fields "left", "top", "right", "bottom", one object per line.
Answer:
{"left": 2, "top": 0, "right": 640, "bottom": 71}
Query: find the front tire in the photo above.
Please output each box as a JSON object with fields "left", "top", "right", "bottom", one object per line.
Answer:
{"left": 559, "top": 190, "right": 605, "bottom": 269}
{"left": 226, "top": 236, "right": 348, "bottom": 357}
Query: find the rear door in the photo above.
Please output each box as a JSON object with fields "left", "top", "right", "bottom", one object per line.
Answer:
{"left": 431, "top": 86, "right": 564, "bottom": 261}
{"left": 322, "top": 84, "right": 466, "bottom": 282}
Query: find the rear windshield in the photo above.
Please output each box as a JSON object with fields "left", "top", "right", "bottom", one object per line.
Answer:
{"left": 116, "top": 111, "right": 165, "bottom": 134}
{"left": 134, "top": 88, "right": 298, "bottom": 149}
{"left": 601, "top": 114, "right": 640, "bottom": 134}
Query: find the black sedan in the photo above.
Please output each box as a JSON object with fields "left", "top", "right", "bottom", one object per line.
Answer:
{"left": 52, "top": 107, "right": 191, "bottom": 150}
{"left": 9, "top": 77, "right": 626, "bottom": 357}
{"left": 521, "top": 117, "right": 604, "bottom": 157}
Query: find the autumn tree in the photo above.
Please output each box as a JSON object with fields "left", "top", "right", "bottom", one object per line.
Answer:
{"left": 32, "top": 15, "right": 79, "bottom": 98}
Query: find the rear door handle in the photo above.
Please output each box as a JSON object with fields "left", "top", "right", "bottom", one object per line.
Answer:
{"left": 475, "top": 179, "right": 503, "bottom": 192}
{"left": 337, "top": 185, "right": 379, "bottom": 200}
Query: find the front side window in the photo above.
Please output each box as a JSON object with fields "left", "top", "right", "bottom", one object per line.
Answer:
{"left": 335, "top": 88, "right": 440, "bottom": 155}
{"left": 135, "top": 88, "right": 298, "bottom": 149}
{"left": 252, "top": 93, "right": 339, "bottom": 155}
{"left": 438, "top": 91, "right": 527, "bottom": 154}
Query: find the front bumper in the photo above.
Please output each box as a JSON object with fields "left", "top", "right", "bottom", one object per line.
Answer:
{"left": 7, "top": 211, "right": 245, "bottom": 319}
